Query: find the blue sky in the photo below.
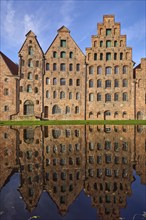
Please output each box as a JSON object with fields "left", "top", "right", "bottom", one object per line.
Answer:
{"left": 0, "top": 0, "right": 146, "bottom": 65}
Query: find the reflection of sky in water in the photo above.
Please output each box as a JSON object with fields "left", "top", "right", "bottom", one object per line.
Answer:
{"left": 0, "top": 125, "right": 145, "bottom": 220}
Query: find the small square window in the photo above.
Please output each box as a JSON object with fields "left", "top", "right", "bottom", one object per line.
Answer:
{"left": 60, "top": 40, "right": 66, "bottom": 47}
{"left": 106, "top": 29, "right": 111, "bottom": 36}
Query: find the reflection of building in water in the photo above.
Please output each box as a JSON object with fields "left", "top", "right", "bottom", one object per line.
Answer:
{"left": 85, "top": 125, "right": 134, "bottom": 220}
{"left": 17, "top": 126, "right": 43, "bottom": 211}
{"left": 43, "top": 125, "right": 85, "bottom": 215}
{"left": 0, "top": 126, "right": 18, "bottom": 189}
{"left": 135, "top": 125, "right": 146, "bottom": 184}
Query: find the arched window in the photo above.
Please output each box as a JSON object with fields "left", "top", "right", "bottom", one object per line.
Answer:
{"left": 76, "top": 79, "right": 80, "bottom": 86}
{"left": 53, "top": 91, "right": 57, "bottom": 99}
{"left": 46, "top": 77, "right": 50, "bottom": 85}
{"left": 76, "top": 92, "right": 80, "bottom": 100}
{"left": 53, "top": 63, "right": 57, "bottom": 71}
{"left": 123, "top": 66, "right": 127, "bottom": 74}
{"left": 27, "top": 85, "right": 32, "bottom": 93}
{"left": 28, "top": 59, "right": 33, "bottom": 67}
{"left": 60, "top": 78, "right": 66, "bottom": 85}
{"left": 122, "top": 111, "right": 127, "bottom": 118}
{"left": 114, "top": 66, "right": 119, "bottom": 74}
{"left": 60, "top": 51, "right": 66, "bottom": 58}
{"left": 106, "top": 53, "right": 111, "bottom": 61}
{"left": 89, "top": 93, "right": 94, "bottom": 101}
{"left": 106, "top": 67, "right": 112, "bottom": 75}
{"left": 89, "top": 111, "right": 93, "bottom": 118}
{"left": 89, "top": 66, "right": 94, "bottom": 74}
{"left": 114, "top": 53, "right": 117, "bottom": 60}
{"left": 35, "top": 75, "right": 38, "bottom": 80}
{"left": 105, "top": 93, "right": 111, "bottom": 102}
{"left": 100, "top": 41, "right": 103, "bottom": 47}
{"left": 52, "top": 105, "right": 61, "bottom": 114}
{"left": 76, "top": 63, "right": 80, "bottom": 71}
{"left": 97, "top": 112, "right": 101, "bottom": 118}
{"left": 69, "top": 92, "right": 72, "bottom": 99}
{"left": 46, "top": 90, "right": 50, "bottom": 98}
{"left": 28, "top": 72, "right": 32, "bottom": 80}
{"left": 106, "top": 40, "right": 111, "bottom": 47}
{"left": 137, "top": 111, "right": 143, "bottom": 120}
{"left": 69, "top": 79, "right": 73, "bottom": 86}
{"left": 114, "top": 79, "right": 119, "bottom": 87}
{"left": 114, "top": 111, "right": 119, "bottom": 118}
{"left": 89, "top": 79, "right": 94, "bottom": 88}
{"left": 75, "top": 106, "right": 79, "bottom": 114}
{"left": 97, "top": 79, "right": 102, "bottom": 87}
{"left": 69, "top": 52, "right": 73, "bottom": 58}
{"left": 46, "top": 63, "right": 50, "bottom": 71}
{"left": 97, "top": 93, "right": 101, "bottom": 101}
{"left": 120, "top": 53, "right": 123, "bottom": 60}
{"left": 114, "top": 41, "right": 118, "bottom": 47}
{"left": 34, "top": 87, "right": 38, "bottom": 93}
{"left": 105, "top": 111, "right": 111, "bottom": 116}
{"left": 28, "top": 46, "right": 33, "bottom": 55}
{"left": 97, "top": 66, "right": 102, "bottom": 74}
{"left": 114, "top": 93, "right": 119, "bottom": 101}
{"left": 69, "top": 63, "right": 73, "bottom": 71}
{"left": 36, "top": 61, "right": 39, "bottom": 67}
{"left": 24, "top": 100, "right": 34, "bottom": 115}
{"left": 123, "top": 92, "right": 128, "bottom": 101}
{"left": 53, "top": 78, "right": 57, "bottom": 85}
{"left": 60, "top": 91, "right": 65, "bottom": 99}
{"left": 53, "top": 51, "right": 57, "bottom": 58}
{"left": 123, "top": 79, "right": 128, "bottom": 87}
{"left": 94, "top": 53, "right": 97, "bottom": 60}
{"left": 105, "top": 80, "right": 111, "bottom": 88}
{"left": 100, "top": 53, "right": 103, "bottom": 60}
{"left": 65, "top": 106, "right": 70, "bottom": 114}
{"left": 60, "top": 63, "right": 66, "bottom": 71}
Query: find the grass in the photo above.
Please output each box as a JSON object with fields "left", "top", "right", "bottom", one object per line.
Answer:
{"left": 0, "top": 120, "right": 146, "bottom": 126}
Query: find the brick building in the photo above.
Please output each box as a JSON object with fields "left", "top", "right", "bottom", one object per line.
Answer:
{"left": 0, "top": 15, "right": 145, "bottom": 121}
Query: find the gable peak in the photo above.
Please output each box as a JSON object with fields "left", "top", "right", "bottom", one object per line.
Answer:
{"left": 25, "top": 30, "right": 36, "bottom": 38}
{"left": 57, "top": 26, "right": 70, "bottom": 33}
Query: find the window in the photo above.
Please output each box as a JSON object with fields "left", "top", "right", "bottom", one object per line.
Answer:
{"left": 76, "top": 63, "right": 80, "bottom": 71}
{"left": 69, "top": 92, "right": 72, "bottom": 99}
{"left": 46, "top": 90, "right": 50, "bottom": 98}
{"left": 34, "top": 87, "right": 38, "bottom": 93}
{"left": 28, "top": 59, "right": 33, "bottom": 67}
{"left": 53, "top": 91, "right": 57, "bottom": 99}
{"left": 28, "top": 72, "right": 32, "bottom": 80}
{"left": 60, "top": 91, "right": 65, "bottom": 99}
{"left": 94, "top": 53, "right": 97, "bottom": 60}
{"left": 114, "top": 93, "right": 119, "bottom": 101}
{"left": 35, "top": 74, "right": 38, "bottom": 80}
{"left": 53, "top": 51, "right": 57, "bottom": 58}
{"left": 123, "top": 66, "right": 128, "bottom": 74}
{"left": 46, "top": 77, "right": 50, "bottom": 85}
{"left": 100, "top": 53, "right": 103, "bottom": 60}
{"left": 114, "top": 41, "right": 118, "bottom": 47}
{"left": 20, "top": 86, "right": 23, "bottom": 92}
{"left": 4, "top": 105, "right": 9, "bottom": 111}
{"left": 27, "top": 85, "right": 32, "bottom": 93}
{"left": 97, "top": 66, "right": 102, "bottom": 74}
{"left": 105, "top": 80, "right": 111, "bottom": 88}
{"left": 123, "top": 79, "right": 128, "bottom": 87}
{"left": 46, "top": 63, "right": 50, "bottom": 71}
{"left": 76, "top": 92, "right": 80, "bottom": 100}
{"left": 88, "top": 93, "right": 93, "bottom": 102}
{"left": 69, "top": 78, "right": 73, "bottom": 86}
{"left": 53, "top": 63, "right": 57, "bottom": 71}
{"left": 106, "top": 40, "right": 111, "bottom": 47}
{"left": 89, "top": 66, "right": 94, "bottom": 74}
{"left": 106, "top": 67, "right": 112, "bottom": 75}
{"left": 114, "top": 66, "right": 119, "bottom": 74}
{"left": 114, "top": 79, "right": 119, "bottom": 87}
{"left": 106, "top": 29, "right": 111, "bottom": 36}
{"left": 60, "top": 40, "right": 66, "bottom": 47}
{"left": 28, "top": 46, "right": 33, "bottom": 55}
{"left": 76, "top": 79, "right": 80, "bottom": 86}
{"left": 123, "top": 92, "right": 128, "bottom": 101}
{"left": 114, "top": 53, "right": 117, "bottom": 60}
{"left": 94, "top": 41, "right": 97, "bottom": 47}
{"left": 97, "top": 79, "right": 102, "bottom": 87}
{"left": 65, "top": 106, "right": 70, "bottom": 114}
{"left": 75, "top": 106, "right": 79, "bottom": 114}
{"left": 120, "top": 53, "right": 123, "bottom": 60}
{"left": 52, "top": 105, "right": 61, "bottom": 114}
{"left": 69, "top": 63, "right": 73, "bottom": 71}
{"left": 53, "top": 78, "right": 57, "bottom": 85}
{"left": 69, "top": 52, "right": 73, "bottom": 58}
{"left": 4, "top": 88, "right": 8, "bottom": 95}
{"left": 105, "top": 93, "right": 111, "bottom": 102}
{"left": 60, "top": 63, "right": 66, "bottom": 71}
{"left": 106, "top": 53, "right": 111, "bottom": 61}
{"left": 100, "top": 41, "right": 103, "bottom": 47}
{"left": 89, "top": 79, "right": 94, "bottom": 88}
{"left": 60, "top": 51, "right": 66, "bottom": 58}
{"left": 21, "top": 59, "right": 25, "bottom": 66}
{"left": 36, "top": 61, "right": 39, "bottom": 67}
{"left": 60, "top": 78, "right": 66, "bottom": 85}
{"left": 97, "top": 93, "right": 101, "bottom": 101}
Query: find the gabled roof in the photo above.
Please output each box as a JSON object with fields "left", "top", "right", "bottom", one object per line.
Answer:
{"left": 0, "top": 51, "right": 18, "bottom": 75}
{"left": 57, "top": 26, "right": 70, "bottom": 33}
